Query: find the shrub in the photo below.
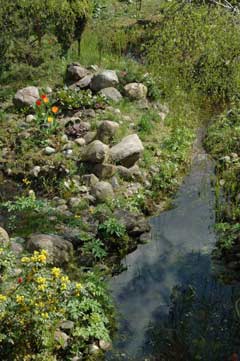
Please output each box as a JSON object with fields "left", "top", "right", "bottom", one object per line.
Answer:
{"left": 0, "top": 244, "right": 112, "bottom": 360}
{"left": 56, "top": 88, "right": 107, "bottom": 110}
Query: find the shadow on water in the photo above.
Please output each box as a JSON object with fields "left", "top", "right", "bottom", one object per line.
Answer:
{"left": 106, "top": 132, "right": 240, "bottom": 361}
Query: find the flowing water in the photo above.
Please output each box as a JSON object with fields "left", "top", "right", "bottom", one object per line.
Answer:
{"left": 106, "top": 133, "right": 240, "bottom": 361}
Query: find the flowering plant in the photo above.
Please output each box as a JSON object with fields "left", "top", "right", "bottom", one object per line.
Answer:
{"left": 0, "top": 243, "right": 112, "bottom": 360}
{"left": 34, "top": 94, "right": 60, "bottom": 135}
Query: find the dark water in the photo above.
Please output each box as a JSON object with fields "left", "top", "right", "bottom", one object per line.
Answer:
{"left": 106, "top": 136, "right": 240, "bottom": 361}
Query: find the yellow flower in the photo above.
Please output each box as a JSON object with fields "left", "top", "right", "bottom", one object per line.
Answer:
{"left": 61, "top": 276, "right": 70, "bottom": 283}
{"left": 43, "top": 97, "right": 49, "bottom": 103}
{"left": 23, "top": 178, "right": 31, "bottom": 185}
{"left": 0, "top": 294, "right": 7, "bottom": 302}
{"left": 37, "top": 254, "right": 47, "bottom": 263}
{"left": 31, "top": 250, "right": 48, "bottom": 263}
{"left": 75, "top": 282, "right": 82, "bottom": 291}
{"left": 41, "top": 312, "right": 49, "bottom": 319}
{"left": 89, "top": 207, "right": 94, "bottom": 214}
{"left": 35, "top": 277, "right": 46, "bottom": 284}
{"left": 0, "top": 248, "right": 4, "bottom": 254}
{"left": 51, "top": 267, "right": 61, "bottom": 278}
{"left": 47, "top": 116, "right": 54, "bottom": 123}
{"left": 16, "top": 295, "right": 25, "bottom": 304}
{"left": 37, "top": 284, "right": 46, "bottom": 292}
{"left": 21, "top": 256, "right": 31, "bottom": 263}
{"left": 74, "top": 215, "right": 81, "bottom": 219}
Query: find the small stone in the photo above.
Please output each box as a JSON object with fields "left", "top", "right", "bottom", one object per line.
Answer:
{"left": 75, "top": 138, "right": 86, "bottom": 146}
{"left": 91, "top": 181, "right": 114, "bottom": 203}
{"left": 99, "top": 339, "right": 112, "bottom": 351}
{"left": 124, "top": 82, "right": 148, "bottom": 100}
{"left": 88, "top": 343, "right": 100, "bottom": 354}
{"left": 111, "top": 176, "right": 119, "bottom": 189}
{"left": 32, "top": 166, "right": 41, "bottom": 177}
{"left": 54, "top": 330, "right": 70, "bottom": 349}
{"left": 11, "top": 242, "right": 24, "bottom": 255}
{"left": 45, "top": 86, "right": 52, "bottom": 94}
{"left": 13, "top": 86, "right": 40, "bottom": 108}
{"left": 84, "top": 131, "right": 97, "bottom": 144}
{"left": 61, "top": 134, "right": 69, "bottom": 143}
{"left": 44, "top": 146, "right": 56, "bottom": 155}
{"left": 26, "top": 114, "right": 35, "bottom": 123}
{"left": 60, "top": 320, "right": 74, "bottom": 330}
{"left": 0, "top": 228, "right": 10, "bottom": 243}
{"left": 81, "top": 140, "right": 109, "bottom": 164}
{"left": 100, "top": 87, "right": 122, "bottom": 102}
{"left": 82, "top": 174, "right": 99, "bottom": 187}
{"left": 68, "top": 197, "right": 82, "bottom": 208}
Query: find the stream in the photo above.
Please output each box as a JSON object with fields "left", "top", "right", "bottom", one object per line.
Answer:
{"left": 106, "top": 132, "right": 240, "bottom": 360}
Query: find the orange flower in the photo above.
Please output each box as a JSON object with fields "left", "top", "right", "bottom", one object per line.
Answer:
{"left": 43, "top": 97, "right": 49, "bottom": 103}
{"left": 51, "top": 106, "right": 59, "bottom": 114}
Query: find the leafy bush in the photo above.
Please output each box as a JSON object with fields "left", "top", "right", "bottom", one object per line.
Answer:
{"left": 56, "top": 88, "right": 107, "bottom": 110}
{"left": 146, "top": 2, "right": 240, "bottom": 101}
{"left": 0, "top": 244, "right": 112, "bottom": 360}
{"left": 98, "top": 217, "right": 128, "bottom": 252}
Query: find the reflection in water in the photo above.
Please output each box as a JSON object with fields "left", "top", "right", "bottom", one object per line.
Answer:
{"left": 106, "top": 140, "right": 240, "bottom": 360}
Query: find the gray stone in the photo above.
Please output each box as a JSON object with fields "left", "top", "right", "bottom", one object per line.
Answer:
{"left": 13, "top": 86, "right": 40, "bottom": 108}
{"left": 99, "top": 339, "right": 112, "bottom": 351}
{"left": 81, "top": 140, "right": 109, "bottom": 164}
{"left": 88, "top": 343, "right": 100, "bottom": 354}
{"left": 27, "top": 234, "right": 73, "bottom": 265}
{"left": 97, "top": 120, "right": 119, "bottom": 143}
{"left": 68, "top": 197, "right": 83, "bottom": 209}
{"left": 66, "top": 63, "right": 89, "bottom": 82}
{"left": 82, "top": 174, "right": 99, "bottom": 187}
{"left": 75, "top": 137, "right": 86, "bottom": 146}
{"left": 26, "top": 114, "right": 35, "bottom": 123}
{"left": 0, "top": 227, "right": 10, "bottom": 243}
{"left": 114, "top": 209, "right": 150, "bottom": 236}
{"left": 124, "top": 82, "right": 148, "bottom": 100}
{"left": 100, "top": 87, "right": 122, "bottom": 102}
{"left": 84, "top": 131, "right": 97, "bottom": 144}
{"left": 60, "top": 320, "right": 74, "bottom": 330}
{"left": 44, "top": 146, "right": 56, "bottom": 155}
{"left": 54, "top": 330, "right": 70, "bottom": 349}
{"left": 90, "top": 70, "right": 119, "bottom": 92}
{"left": 92, "top": 164, "right": 117, "bottom": 179}
{"left": 73, "top": 74, "right": 93, "bottom": 89}
{"left": 110, "top": 134, "right": 144, "bottom": 168}
{"left": 91, "top": 181, "right": 114, "bottom": 202}
{"left": 11, "top": 242, "right": 24, "bottom": 255}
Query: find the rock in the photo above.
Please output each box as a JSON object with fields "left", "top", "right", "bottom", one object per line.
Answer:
{"left": 75, "top": 138, "right": 86, "bottom": 146}
{"left": 99, "top": 339, "right": 112, "bottom": 351}
{"left": 62, "top": 142, "right": 74, "bottom": 150}
{"left": 71, "top": 356, "right": 83, "bottom": 361}
{"left": 71, "top": 74, "right": 93, "bottom": 89}
{"left": 60, "top": 320, "right": 74, "bottom": 330}
{"left": 54, "top": 330, "right": 70, "bottom": 349}
{"left": 113, "top": 209, "right": 150, "bottom": 236}
{"left": 139, "top": 232, "right": 151, "bottom": 243}
{"left": 61, "top": 134, "right": 69, "bottom": 143}
{"left": 82, "top": 174, "right": 99, "bottom": 187}
{"left": 82, "top": 109, "right": 96, "bottom": 118}
{"left": 84, "top": 131, "right": 97, "bottom": 144}
{"left": 26, "top": 114, "right": 35, "bottom": 123}
{"left": 117, "top": 165, "right": 142, "bottom": 181}
{"left": 91, "top": 181, "right": 114, "bottom": 202}
{"left": 124, "top": 83, "right": 148, "bottom": 100}
{"left": 66, "top": 63, "right": 89, "bottom": 82}
{"left": 90, "top": 70, "right": 119, "bottom": 92}
{"left": 92, "top": 164, "right": 117, "bottom": 179}
{"left": 110, "top": 134, "right": 144, "bottom": 168}
{"left": 11, "top": 242, "right": 24, "bottom": 255}
{"left": 68, "top": 197, "right": 83, "bottom": 209}
{"left": 97, "top": 120, "right": 119, "bottom": 143}
{"left": 44, "top": 146, "right": 56, "bottom": 155}
{"left": 81, "top": 140, "right": 109, "bottom": 164}
{"left": 13, "top": 86, "right": 40, "bottom": 108}
{"left": 45, "top": 86, "right": 52, "bottom": 94}
{"left": 0, "top": 227, "right": 10, "bottom": 243}
{"left": 88, "top": 343, "right": 100, "bottom": 354}
{"left": 111, "top": 176, "right": 119, "bottom": 189}
{"left": 100, "top": 87, "right": 122, "bottom": 102}
{"left": 136, "top": 98, "right": 149, "bottom": 110}
{"left": 27, "top": 234, "right": 73, "bottom": 265}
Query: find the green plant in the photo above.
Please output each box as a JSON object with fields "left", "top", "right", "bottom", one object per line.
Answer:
{"left": 82, "top": 238, "right": 107, "bottom": 261}
{"left": 56, "top": 88, "right": 107, "bottom": 110}
{"left": 98, "top": 217, "right": 128, "bottom": 252}
{"left": 0, "top": 244, "right": 112, "bottom": 360}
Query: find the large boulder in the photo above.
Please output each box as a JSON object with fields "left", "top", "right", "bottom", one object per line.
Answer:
{"left": 91, "top": 181, "right": 114, "bottom": 202}
{"left": 90, "top": 70, "right": 119, "bottom": 92}
{"left": 110, "top": 134, "right": 144, "bottom": 168}
{"left": 66, "top": 63, "right": 89, "bottom": 83}
{"left": 97, "top": 120, "right": 119, "bottom": 143}
{"left": 13, "top": 86, "right": 40, "bottom": 108}
{"left": 27, "top": 234, "right": 73, "bottom": 265}
{"left": 81, "top": 140, "right": 109, "bottom": 163}
{"left": 0, "top": 227, "right": 10, "bottom": 243}
{"left": 124, "top": 83, "right": 148, "bottom": 100}
{"left": 99, "top": 87, "right": 122, "bottom": 102}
